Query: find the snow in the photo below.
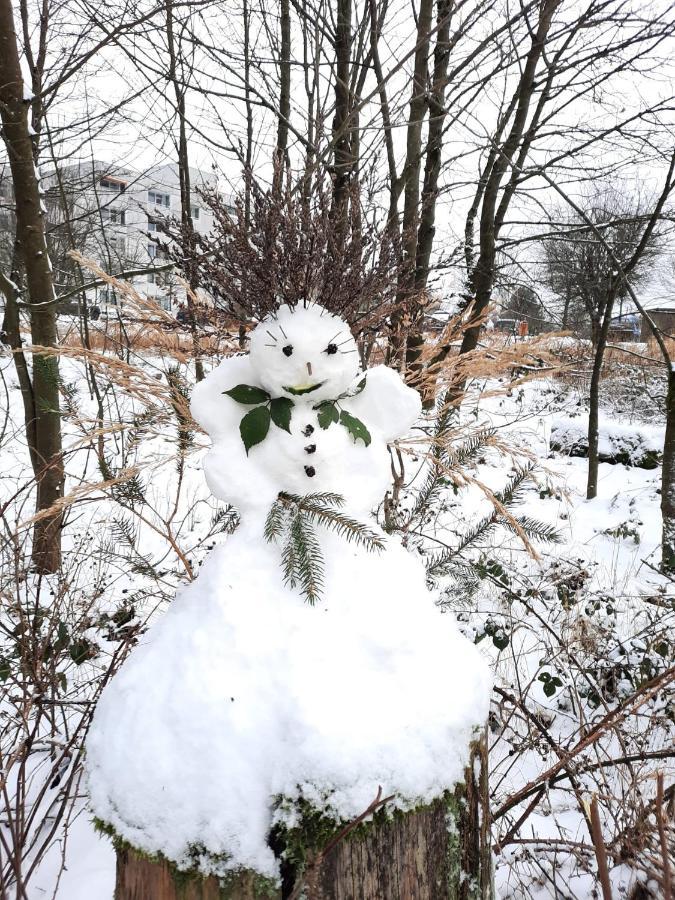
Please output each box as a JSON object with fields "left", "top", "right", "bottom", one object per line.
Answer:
{"left": 550, "top": 414, "right": 663, "bottom": 465}
{"left": 85, "top": 305, "right": 492, "bottom": 880}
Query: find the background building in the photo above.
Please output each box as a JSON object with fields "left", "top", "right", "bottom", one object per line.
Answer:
{"left": 1, "top": 160, "right": 228, "bottom": 317}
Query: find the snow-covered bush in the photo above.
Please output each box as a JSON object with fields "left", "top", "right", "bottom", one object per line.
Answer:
{"left": 550, "top": 415, "right": 663, "bottom": 468}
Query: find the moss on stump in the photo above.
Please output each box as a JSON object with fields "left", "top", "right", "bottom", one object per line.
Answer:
{"left": 113, "top": 737, "right": 492, "bottom": 900}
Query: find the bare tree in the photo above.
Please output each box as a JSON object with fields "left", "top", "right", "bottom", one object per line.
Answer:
{"left": 0, "top": 0, "right": 64, "bottom": 573}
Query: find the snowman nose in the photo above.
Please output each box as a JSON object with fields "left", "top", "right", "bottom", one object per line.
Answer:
{"left": 306, "top": 362, "right": 313, "bottom": 376}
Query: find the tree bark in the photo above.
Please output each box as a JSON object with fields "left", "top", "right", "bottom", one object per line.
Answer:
{"left": 331, "top": 0, "right": 353, "bottom": 221}
{"left": 662, "top": 367, "right": 675, "bottom": 573}
{"left": 115, "top": 737, "right": 492, "bottom": 900}
{"left": 586, "top": 290, "right": 616, "bottom": 500}
{"left": 414, "top": 0, "right": 452, "bottom": 294}
{"left": 399, "top": 0, "right": 434, "bottom": 290}
{"left": 0, "top": 0, "right": 64, "bottom": 573}
{"left": 165, "top": 0, "right": 204, "bottom": 382}
{"left": 273, "top": 0, "right": 291, "bottom": 191}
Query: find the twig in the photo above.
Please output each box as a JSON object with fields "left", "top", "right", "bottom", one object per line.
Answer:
{"left": 589, "top": 795, "right": 613, "bottom": 900}
{"left": 656, "top": 773, "right": 672, "bottom": 900}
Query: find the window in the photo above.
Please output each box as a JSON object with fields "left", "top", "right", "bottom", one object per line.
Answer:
{"left": 100, "top": 178, "right": 126, "bottom": 193}
{"left": 98, "top": 287, "right": 118, "bottom": 304}
{"left": 190, "top": 206, "right": 200, "bottom": 220}
{"left": 148, "top": 243, "right": 157, "bottom": 259}
{"left": 148, "top": 190, "right": 171, "bottom": 208}
{"left": 147, "top": 221, "right": 158, "bottom": 233}
{"left": 102, "top": 208, "right": 126, "bottom": 224}
{"left": 109, "top": 235, "right": 125, "bottom": 253}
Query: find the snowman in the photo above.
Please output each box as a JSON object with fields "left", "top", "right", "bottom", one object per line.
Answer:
{"left": 86, "top": 303, "right": 491, "bottom": 884}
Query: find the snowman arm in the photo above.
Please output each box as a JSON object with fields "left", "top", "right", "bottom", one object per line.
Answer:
{"left": 191, "top": 355, "right": 281, "bottom": 512}
{"left": 345, "top": 365, "right": 421, "bottom": 442}
{"left": 190, "top": 355, "right": 257, "bottom": 440}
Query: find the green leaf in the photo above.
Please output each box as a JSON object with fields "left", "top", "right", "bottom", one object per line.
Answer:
{"left": 240, "top": 406, "right": 271, "bottom": 454}
{"left": 317, "top": 402, "right": 339, "bottom": 429}
{"left": 69, "top": 639, "right": 95, "bottom": 665}
{"left": 339, "top": 410, "right": 371, "bottom": 446}
{"left": 224, "top": 384, "right": 270, "bottom": 404}
{"left": 270, "top": 397, "right": 293, "bottom": 433}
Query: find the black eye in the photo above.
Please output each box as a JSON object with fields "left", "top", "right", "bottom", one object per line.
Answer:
{"left": 282, "top": 344, "right": 293, "bottom": 357}
{"left": 326, "top": 344, "right": 338, "bottom": 355}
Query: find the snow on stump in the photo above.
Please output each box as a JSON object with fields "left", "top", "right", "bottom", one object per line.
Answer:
{"left": 113, "top": 735, "right": 491, "bottom": 899}
{"left": 87, "top": 305, "right": 492, "bottom": 900}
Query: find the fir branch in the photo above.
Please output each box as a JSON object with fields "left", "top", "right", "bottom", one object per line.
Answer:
{"left": 290, "top": 513, "right": 325, "bottom": 606}
{"left": 265, "top": 492, "right": 384, "bottom": 603}
{"left": 502, "top": 515, "right": 562, "bottom": 545}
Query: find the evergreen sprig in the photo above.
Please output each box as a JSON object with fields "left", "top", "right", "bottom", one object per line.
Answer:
{"left": 426, "top": 465, "right": 561, "bottom": 580}
{"left": 264, "top": 492, "right": 385, "bottom": 604}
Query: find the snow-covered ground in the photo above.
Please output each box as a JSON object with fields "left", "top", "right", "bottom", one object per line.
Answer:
{"left": 1, "top": 343, "right": 672, "bottom": 899}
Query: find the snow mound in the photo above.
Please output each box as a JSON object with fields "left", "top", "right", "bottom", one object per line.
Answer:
{"left": 550, "top": 415, "right": 663, "bottom": 468}
{"left": 86, "top": 529, "right": 491, "bottom": 879}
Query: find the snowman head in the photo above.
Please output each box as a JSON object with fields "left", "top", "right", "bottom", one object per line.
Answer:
{"left": 248, "top": 305, "right": 361, "bottom": 403}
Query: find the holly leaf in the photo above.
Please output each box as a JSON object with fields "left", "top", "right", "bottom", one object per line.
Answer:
{"left": 224, "top": 384, "right": 270, "bottom": 404}
{"left": 339, "top": 410, "right": 371, "bottom": 446}
{"left": 240, "top": 406, "right": 271, "bottom": 454}
{"left": 317, "top": 402, "right": 339, "bottom": 429}
{"left": 270, "top": 397, "right": 293, "bottom": 433}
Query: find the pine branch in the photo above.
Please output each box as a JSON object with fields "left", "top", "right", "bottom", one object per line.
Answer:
{"left": 265, "top": 492, "right": 384, "bottom": 603}
{"left": 502, "top": 515, "right": 562, "bottom": 545}
{"left": 290, "top": 513, "right": 325, "bottom": 606}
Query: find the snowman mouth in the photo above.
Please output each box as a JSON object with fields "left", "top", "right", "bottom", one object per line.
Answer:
{"left": 283, "top": 382, "right": 325, "bottom": 396}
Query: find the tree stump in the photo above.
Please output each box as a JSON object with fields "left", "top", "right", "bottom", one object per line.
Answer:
{"left": 114, "top": 735, "right": 492, "bottom": 900}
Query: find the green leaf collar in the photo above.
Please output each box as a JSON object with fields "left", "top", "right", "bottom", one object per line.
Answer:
{"left": 223, "top": 376, "right": 371, "bottom": 452}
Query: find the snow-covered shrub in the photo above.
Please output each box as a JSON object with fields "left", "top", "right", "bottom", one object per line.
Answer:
{"left": 550, "top": 415, "right": 663, "bottom": 468}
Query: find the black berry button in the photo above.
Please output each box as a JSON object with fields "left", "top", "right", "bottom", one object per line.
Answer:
{"left": 302, "top": 425, "right": 314, "bottom": 437}
{"left": 305, "top": 444, "right": 316, "bottom": 454}
{"left": 304, "top": 466, "right": 316, "bottom": 477}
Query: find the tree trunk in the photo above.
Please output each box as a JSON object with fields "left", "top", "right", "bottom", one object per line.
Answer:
{"left": 0, "top": 0, "right": 64, "bottom": 573}
{"left": 662, "top": 367, "right": 675, "bottom": 573}
{"left": 414, "top": 0, "right": 453, "bottom": 294}
{"left": 115, "top": 737, "right": 492, "bottom": 900}
{"left": 458, "top": 0, "right": 559, "bottom": 361}
{"left": 165, "top": 0, "right": 204, "bottom": 382}
{"left": 331, "top": 0, "right": 353, "bottom": 221}
{"left": 273, "top": 0, "right": 291, "bottom": 190}
{"left": 586, "top": 291, "right": 615, "bottom": 500}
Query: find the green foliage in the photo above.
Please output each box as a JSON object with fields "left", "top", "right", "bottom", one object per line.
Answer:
{"left": 426, "top": 465, "right": 562, "bottom": 583}
{"left": 240, "top": 405, "right": 271, "bottom": 454}
{"left": 270, "top": 397, "right": 293, "bottom": 432}
{"left": 264, "top": 492, "right": 385, "bottom": 604}
{"left": 166, "top": 364, "right": 194, "bottom": 455}
{"left": 224, "top": 384, "right": 271, "bottom": 404}
{"left": 316, "top": 401, "right": 339, "bottom": 429}
{"left": 339, "top": 410, "right": 371, "bottom": 446}
{"left": 538, "top": 671, "right": 563, "bottom": 697}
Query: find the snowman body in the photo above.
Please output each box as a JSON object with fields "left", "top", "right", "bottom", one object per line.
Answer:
{"left": 86, "top": 305, "right": 491, "bottom": 882}
{"left": 191, "top": 305, "right": 421, "bottom": 521}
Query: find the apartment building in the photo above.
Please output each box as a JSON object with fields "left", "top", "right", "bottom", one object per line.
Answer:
{"left": 1, "top": 160, "right": 226, "bottom": 315}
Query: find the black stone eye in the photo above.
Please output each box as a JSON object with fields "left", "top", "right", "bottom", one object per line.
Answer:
{"left": 326, "top": 343, "right": 338, "bottom": 355}
{"left": 282, "top": 344, "right": 293, "bottom": 357}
